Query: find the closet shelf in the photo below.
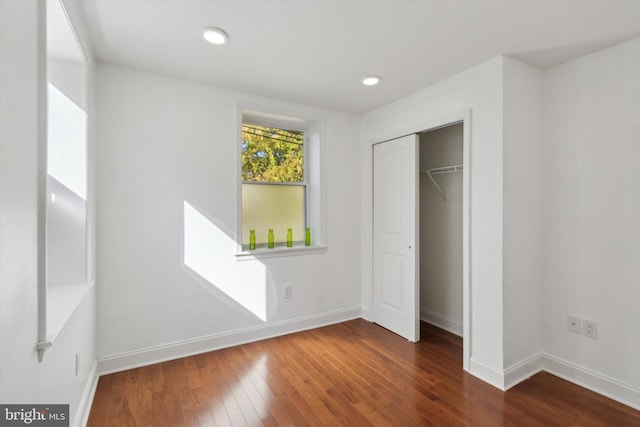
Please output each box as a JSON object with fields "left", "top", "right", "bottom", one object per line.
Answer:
{"left": 421, "top": 164, "right": 463, "bottom": 201}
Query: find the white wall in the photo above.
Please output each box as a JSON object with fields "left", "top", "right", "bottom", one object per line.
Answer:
{"left": 361, "top": 57, "right": 506, "bottom": 384}
{"left": 541, "top": 37, "right": 640, "bottom": 395}
{"left": 95, "top": 64, "right": 362, "bottom": 370}
{"left": 419, "top": 124, "right": 463, "bottom": 336}
{"left": 0, "top": 1, "right": 97, "bottom": 426}
{"left": 502, "top": 58, "right": 543, "bottom": 373}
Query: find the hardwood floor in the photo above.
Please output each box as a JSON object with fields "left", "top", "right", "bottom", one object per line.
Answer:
{"left": 88, "top": 320, "right": 640, "bottom": 426}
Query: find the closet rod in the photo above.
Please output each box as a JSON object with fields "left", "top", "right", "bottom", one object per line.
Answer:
{"left": 420, "top": 164, "right": 463, "bottom": 201}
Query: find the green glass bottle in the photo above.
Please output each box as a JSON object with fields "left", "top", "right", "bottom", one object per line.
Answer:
{"left": 305, "top": 227, "right": 311, "bottom": 246}
{"left": 249, "top": 229, "right": 256, "bottom": 250}
{"left": 267, "top": 229, "right": 275, "bottom": 249}
{"left": 286, "top": 228, "right": 293, "bottom": 247}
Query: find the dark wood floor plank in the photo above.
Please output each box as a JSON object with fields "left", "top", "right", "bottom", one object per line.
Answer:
{"left": 88, "top": 320, "right": 640, "bottom": 427}
{"left": 311, "top": 326, "right": 466, "bottom": 425}
{"left": 282, "top": 334, "right": 383, "bottom": 425}
{"left": 302, "top": 329, "right": 440, "bottom": 425}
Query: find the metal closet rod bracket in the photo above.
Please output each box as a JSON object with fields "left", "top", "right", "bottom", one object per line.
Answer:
{"left": 421, "top": 164, "right": 463, "bottom": 201}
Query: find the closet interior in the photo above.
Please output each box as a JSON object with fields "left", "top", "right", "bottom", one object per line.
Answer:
{"left": 419, "top": 123, "right": 464, "bottom": 344}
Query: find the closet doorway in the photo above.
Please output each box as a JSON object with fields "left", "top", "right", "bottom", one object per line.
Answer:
{"left": 372, "top": 114, "right": 470, "bottom": 371}
{"left": 419, "top": 123, "right": 464, "bottom": 359}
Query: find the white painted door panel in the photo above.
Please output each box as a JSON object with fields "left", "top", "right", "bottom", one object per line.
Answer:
{"left": 373, "top": 134, "right": 419, "bottom": 342}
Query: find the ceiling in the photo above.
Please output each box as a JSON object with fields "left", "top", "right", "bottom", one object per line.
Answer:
{"left": 77, "top": 0, "right": 640, "bottom": 114}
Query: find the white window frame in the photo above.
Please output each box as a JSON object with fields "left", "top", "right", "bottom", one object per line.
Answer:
{"left": 235, "top": 106, "right": 326, "bottom": 260}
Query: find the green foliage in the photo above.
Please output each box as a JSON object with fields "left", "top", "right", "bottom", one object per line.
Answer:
{"left": 241, "top": 125, "right": 303, "bottom": 182}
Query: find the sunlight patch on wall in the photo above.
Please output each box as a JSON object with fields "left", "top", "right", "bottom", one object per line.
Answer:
{"left": 48, "top": 82, "right": 87, "bottom": 199}
{"left": 183, "top": 201, "right": 267, "bottom": 321}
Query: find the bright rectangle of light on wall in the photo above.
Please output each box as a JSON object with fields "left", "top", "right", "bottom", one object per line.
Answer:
{"left": 183, "top": 201, "right": 267, "bottom": 321}
{"left": 47, "top": 82, "right": 86, "bottom": 199}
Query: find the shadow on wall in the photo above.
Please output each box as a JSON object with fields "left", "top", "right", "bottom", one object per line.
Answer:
{"left": 182, "top": 201, "right": 275, "bottom": 322}
{"left": 47, "top": 175, "right": 87, "bottom": 287}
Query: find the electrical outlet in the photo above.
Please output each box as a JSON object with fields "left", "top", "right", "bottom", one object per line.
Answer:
{"left": 283, "top": 285, "right": 292, "bottom": 300}
{"left": 567, "top": 315, "right": 581, "bottom": 333}
{"left": 582, "top": 319, "right": 597, "bottom": 339}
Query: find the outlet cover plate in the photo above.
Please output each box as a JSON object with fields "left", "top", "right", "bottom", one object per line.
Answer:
{"left": 582, "top": 319, "right": 597, "bottom": 339}
{"left": 283, "top": 285, "right": 292, "bottom": 299}
{"left": 567, "top": 315, "right": 581, "bottom": 333}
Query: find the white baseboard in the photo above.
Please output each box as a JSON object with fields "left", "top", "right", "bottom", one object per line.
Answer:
{"left": 420, "top": 308, "right": 463, "bottom": 337}
{"left": 473, "top": 352, "right": 640, "bottom": 411}
{"left": 503, "top": 353, "right": 543, "bottom": 391}
{"left": 469, "top": 357, "right": 506, "bottom": 390}
{"left": 74, "top": 360, "right": 99, "bottom": 427}
{"left": 541, "top": 354, "right": 640, "bottom": 411}
{"left": 98, "top": 307, "right": 361, "bottom": 375}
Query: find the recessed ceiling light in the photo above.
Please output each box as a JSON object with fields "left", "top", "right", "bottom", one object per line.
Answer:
{"left": 362, "top": 76, "right": 381, "bottom": 86}
{"left": 203, "top": 27, "right": 229, "bottom": 45}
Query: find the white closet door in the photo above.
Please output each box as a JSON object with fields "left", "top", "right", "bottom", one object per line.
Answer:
{"left": 373, "top": 134, "right": 419, "bottom": 342}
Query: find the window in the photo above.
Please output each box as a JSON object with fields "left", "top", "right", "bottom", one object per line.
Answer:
{"left": 237, "top": 108, "right": 325, "bottom": 257}
{"left": 241, "top": 123, "right": 307, "bottom": 248}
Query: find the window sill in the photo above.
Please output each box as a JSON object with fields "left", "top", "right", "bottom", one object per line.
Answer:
{"left": 235, "top": 245, "right": 327, "bottom": 261}
{"left": 38, "top": 281, "right": 94, "bottom": 355}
